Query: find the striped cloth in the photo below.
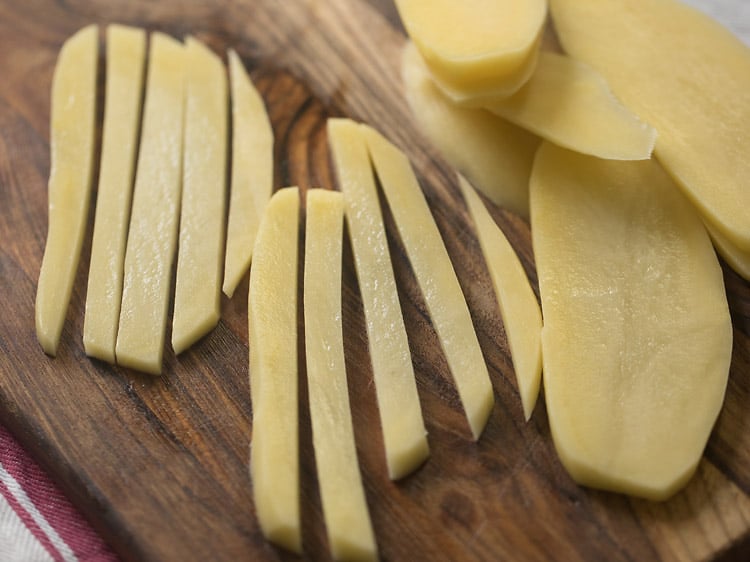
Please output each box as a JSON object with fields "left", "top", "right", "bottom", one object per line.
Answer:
{"left": 0, "top": 426, "right": 117, "bottom": 562}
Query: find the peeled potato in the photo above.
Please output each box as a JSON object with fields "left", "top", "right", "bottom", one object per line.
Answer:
{"left": 394, "top": 0, "right": 547, "bottom": 104}
{"left": 531, "top": 142, "right": 732, "bottom": 501}
{"left": 550, "top": 0, "right": 750, "bottom": 253}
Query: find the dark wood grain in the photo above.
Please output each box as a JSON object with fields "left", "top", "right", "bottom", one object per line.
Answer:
{"left": 1, "top": 0, "right": 750, "bottom": 560}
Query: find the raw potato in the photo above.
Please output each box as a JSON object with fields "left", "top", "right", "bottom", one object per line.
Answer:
{"left": 172, "top": 37, "right": 228, "bottom": 354}
{"left": 706, "top": 224, "right": 750, "bottom": 281}
{"left": 116, "top": 33, "right": 185, "bottom": 375}
{"left": 550, "top": 0, "right": 750, "bottom": 252}
{"left": 83, "top": 25, "right": 146, "bottom": 363}
{"left": 327, "top": 118, "right": 428, "bottom": 480}
{"left": 362, "top": 124, "right": 494, "bottom": 440}
{"left": 248, "top": 187, "right": 301, "bottom": 553}
{"left": 223, "top": 49, "right": 274, "bottom": 297}
{"left": 35, "top": 25, "right": 98, "bottom": 356}
{"left": 402, "top": 42, "right": 539, "bottom": 218}
{"left": 531, "top": 142, "right": 732, "bottom": 501}
{"left": 304, "top": 189, "right": 377, "bottom": 562}
{"left": 394, "top": 0, "right": 546, "bottom": 104}
{"left": 482, "top": 51, "right": 656, "bottom": 160}
{"left": 458, "top": 175, "right": 541, "bottom": 421}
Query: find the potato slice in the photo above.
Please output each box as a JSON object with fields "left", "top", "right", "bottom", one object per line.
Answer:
{"left": 304, "top": 189, "right": 377, "bottom": 562}
{"left": 327, "top": 118, "right": 428, "bottom": 480}
{"left": 458, "top": 175, "right": 541, "bottom": 421}
{"left": 482, "top": 52, "right": 656, "bottom": 160}
{"left": 394, "top": 0, "right": 547, "bottom": 104}
{"left": 362, "top": 124, "right": 494, "bottom": 440}
{"left": 706, "top": 223, "right": 750, "bottom": 281}
{"left": 116, "top": 33, "right": 185, "bottom": 375}
{"left": 222, "top": 49, "right": 273, "bottom": 298}
{"left": 248, "top": 187, "right": 301, "bottom": 553}
{"left": 172, "top": 38, "right": 228, "bottom": 354}
{"left": 402, "top": 42, "right": 539, "bottom": 218}
{"left": 531, "top": 142, "right": 732, "bottom": 501}
{"left": 35, "top": 25, "right": 98, "bottom": 356}
{"left": 550, "top": 0, "right": 750, "bottom": 251}
{"left": 83, "top": 26, "right": 146, "bottom": 363}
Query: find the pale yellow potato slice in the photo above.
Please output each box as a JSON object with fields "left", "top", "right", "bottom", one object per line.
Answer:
{"left": 172, "top": 38, "right": 228, "bottom": 355}
{"left": 83, "top": 25, "right": 146, "bottom": 363}
{"left": 706, "top": 223, "right": 750, "bottom": 281}
{"left": 304, "top": 189, "right": 377, "bottom": 562}
{"left": 394, "top": 0, "right": 547, "bottom": 104}
{"left": 458, "top": 175, "right": 541, "bottom": 421}
{"left": 248, "top": 187, "right": 301, "bottom": 553}
{"left": 327, "top": 118, "right": 428, "bottom": 480}
{"left": 222, "top": 49, "right": 273, "bottom": 298}
{"left": 362, "top": 124, "right": 494, "bottom": 441}
{"left": 550, "top": 0, "right": 750, "bottom": 251}
{"left": 116, "top": 34, "right": 185, "bottom": 375}
{"left": 402, "top": 42, "right": 539, "bottom": 219}
{"left": 531, "top": 142, "right": 732, "bottom": 501}
{"left": 35, "top": 25, "right": 98, "bottom": 356}
{"left": 482, "top": 51, "right": 656, "bottom": 160}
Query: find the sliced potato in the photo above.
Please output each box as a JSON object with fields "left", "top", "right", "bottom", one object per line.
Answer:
{"left": 362, "top": 124, "right": 494, "bottom": 440}
{"left": 458, "top": 175, "right": 541, "bottom": 421}
{"left": 531, "top": 142, "right": 732, "bottom": 501}
{"left": 83, "top": 25, "right": 146, "bottom": 363}
{"left": 172, "top": 37, "right": 228, "bottom": 354}
{"left": 116, "top": 33, "right": 185, "bottom": 375}
{"left": 327, "top": 118, "right": 428, "bottom": 480}
{"left": 36, "top": 25, "right": 98, "bottom": 356}
{"left": 402, "top": 42, "right": 539, "bottom": 218}
{"left": 248, "top": 187, "right": 301, "bottom": 553}
{"left": 304, "top": 189, "right": 377, "bottom": 562}
{"left": 707, "top": 223, "right": 750, "bottom": 281}
{"left": 550, "top": 0, "right": 750, "bottom": 251}
{"left": 482, "top": 51, "right": 656, "bottom": 160}
{"left": 394, "top": 0, "right": 546, "bottom": 104}
{"left": 223, "top": 49, "right": 274, "bottom": 298}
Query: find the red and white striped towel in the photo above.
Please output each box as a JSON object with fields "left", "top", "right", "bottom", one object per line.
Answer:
{"left": 0, "top": 425, "right": 117, "bottom": 562}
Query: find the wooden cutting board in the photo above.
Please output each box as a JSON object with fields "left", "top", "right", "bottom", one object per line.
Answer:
{"left": 1, "top": 0, "right": 750, "bottom": 560}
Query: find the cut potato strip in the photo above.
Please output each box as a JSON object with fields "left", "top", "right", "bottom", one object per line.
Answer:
{"left": 550, "top": 0, "right": 750, "bottom": 251}
{"left": 172, "top": 38, "right": 228, "bottom": 354}
{"left": 83, "top": 25, "right": 146, "bottom": 363}
{"left": 394, "top": 0, "right": 546, "bottom": 104}
{"left": 402, "top": 42, "right": 539, "bottom": 219}
{"left": 458, "top": 175, "right": 541, "bottom": 421}
{"left": 362, "top": 124, "right": 494, "bottom": 441}
{"left": 304, "top": 189, "right": 377, "bottom": 562}
{"left": 116, "top": 33, "right": 185, "bottom": 375}
{"left": 707, "top": 223, "right": 750, "bottom": 281}
{"left": 327, "top": 118, "right": 428, "bottom": 480}
{"left": 248, "top": 187, "right": 301, "bottom": 553}
{"left": 35, "top": 25, "right": 98, "bottom": 356}
{"left": 531, "top": 142, "right": 732, "bottom": 500}
{"left": 482, "top": 52, "right": 656, "bottom": 160}
{"left": 222, "top": 49, "right": 274, "bottom": 297}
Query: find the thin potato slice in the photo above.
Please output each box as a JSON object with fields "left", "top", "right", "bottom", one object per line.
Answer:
{"left": 304, "top": 189, "right": 377, "bottom": 562}
{"left": 458, "top": 175, "right": 541, "bottom": 420}
{"left": 550, "top": 0, "right": 750, "bottom": 251}
{"left": 36, "top": 25, "right": 98, "bottom": 356}
{"left": 531, "top": 142, "right": 732, "bottom": 501}
{"left": 83, "top": 25, "right": 146, "bottom": 363}
{"left": 482, "top": 52, "right": 656, "bottom": 160}
{"left": 116, "top": 33, "right": 185, "bottom": 374}
{"left": 222, "top": 49, "right": 273, "bottom": 297}
{"left": 394, "top": 0, "right": 546, "bottom": 104}
{"left": 707, "top": 224, "right": 750, "bottom": 281}
{"left": 402, "top": 42, "right": 539, "bottom": 218}
{"left": 327, "top": 118, "right": 428, "bottom": 480}
{"left": 248, "top": 187, "right": 301, "bottom": 553}
{"left": 362, "top": 124, "right": 494, "bottom": 440}
{"left": 172, "top": 37, "right": 228, "bottom": 354}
